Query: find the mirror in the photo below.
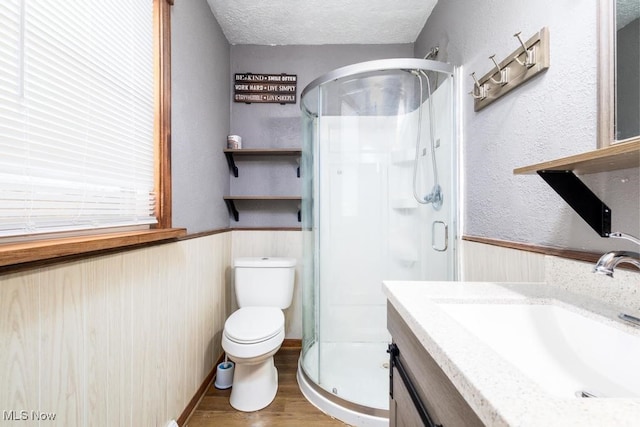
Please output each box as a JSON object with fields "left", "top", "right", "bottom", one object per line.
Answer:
{"left": 598, "top": 0, "right": 640, "bottom": 147}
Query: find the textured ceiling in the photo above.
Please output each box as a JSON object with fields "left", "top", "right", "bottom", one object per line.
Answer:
{"left": 206, "top": 0, "right": 438, "bottom": 45}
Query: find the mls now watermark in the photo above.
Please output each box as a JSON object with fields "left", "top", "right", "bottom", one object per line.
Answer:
{"left": 3, "top": 410, "right": 56, "bottom": 421}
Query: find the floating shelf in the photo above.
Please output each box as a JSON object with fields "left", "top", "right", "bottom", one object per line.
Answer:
{"left": 514, "top": 138, "right": 639, "bottom": 238}
{"left": 223, "top": 195, "right": 302, "bottom": 222}
{"left": 224, "top": 148, "right": 301, "bottom": 177}
{"left": 513, "top": 139, "right": 639, "bottom": 175}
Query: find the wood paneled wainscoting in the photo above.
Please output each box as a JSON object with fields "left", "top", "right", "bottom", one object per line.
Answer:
{"left": 461, "top": 236, "right": 640, "bottom": 311}
{"left": 0, "top": 231, "right": 231, "bottom": 426}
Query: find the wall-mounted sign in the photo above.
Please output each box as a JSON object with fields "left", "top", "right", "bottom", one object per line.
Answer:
{"left": 234, "top": 73, "right": 297, "bottom": 104}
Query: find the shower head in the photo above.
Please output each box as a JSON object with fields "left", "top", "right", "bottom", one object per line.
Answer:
{"left": 423, "top": 47, "right": 439, "bottom": 60}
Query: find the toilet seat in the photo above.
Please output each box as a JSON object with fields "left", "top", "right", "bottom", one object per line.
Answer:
{"left": 224, "top": 307, "right": 284, "bottom": 344}
{"left": 222, "top": 307, "right": 286, "bottom": 362}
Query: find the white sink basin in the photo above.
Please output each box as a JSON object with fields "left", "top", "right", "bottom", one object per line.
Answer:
{"left": 437, "top": 302, "right": 640, "bottom": 398}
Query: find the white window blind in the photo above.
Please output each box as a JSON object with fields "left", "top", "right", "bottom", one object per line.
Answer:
{"left": 0, "top": 0, "right": 156, "bottom": 238}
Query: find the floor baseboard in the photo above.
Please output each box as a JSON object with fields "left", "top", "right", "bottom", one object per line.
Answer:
{"left": 282, "top": 338, "right": 302, "bottom": 349}
{"left": 177, "top": 354, "right": 223, "bottom": 426}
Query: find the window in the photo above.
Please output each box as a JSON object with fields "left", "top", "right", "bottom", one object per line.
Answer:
{"left": 0, "top": 0, "right": 180, "bottom": 267}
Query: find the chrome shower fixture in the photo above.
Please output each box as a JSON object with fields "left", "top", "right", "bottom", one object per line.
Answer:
{"left": 411, "top": 69, "right": 443, "bottom": 211}
{"left": 423, "top": 46, "right": 439, "bottom": 60}
{"left": 424, "top": 184, "right": 443, "bottom": 210}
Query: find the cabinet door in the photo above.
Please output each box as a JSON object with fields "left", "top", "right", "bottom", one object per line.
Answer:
{"left": 388, "top": 302, "right": 485, "bottom": 427}
{"left": 390, "top": 362, "right": 440, "bottom": 427}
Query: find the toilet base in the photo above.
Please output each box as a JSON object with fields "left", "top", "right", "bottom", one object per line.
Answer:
{"left": 229, "top": 356, "right": 279, "bottom": 412}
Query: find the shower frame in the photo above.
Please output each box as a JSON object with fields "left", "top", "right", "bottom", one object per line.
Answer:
{"left": 298, "top": 58, "right": 458, "bottom": 427}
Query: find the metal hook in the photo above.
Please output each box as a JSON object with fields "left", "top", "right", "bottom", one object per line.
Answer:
{"left": 513, "top": 31, "right": 536, "bottom": 68}
{"left": 489, "top": 55, "right": 509, "bottom": 85}
{"left": 469, "top": 72, "right": 487, "bottom": 100}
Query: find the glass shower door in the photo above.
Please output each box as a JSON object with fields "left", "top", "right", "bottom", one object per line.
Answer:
{"left": 299, "top": 60, "right": 457, "bottom": 423}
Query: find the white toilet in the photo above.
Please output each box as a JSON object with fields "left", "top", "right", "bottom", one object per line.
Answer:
{"left": 222, "top": 257, "right": 296, "bottom": 412}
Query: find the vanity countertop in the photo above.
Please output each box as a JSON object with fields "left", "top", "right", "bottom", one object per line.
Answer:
{"left": 383, "top": 281, "right": 640, "bottom": 427}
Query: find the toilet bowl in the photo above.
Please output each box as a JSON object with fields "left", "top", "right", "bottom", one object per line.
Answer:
{"left": 222, "top": 307, "right": 285, "bottom": 411}
{"left": 221, "top": 257, "right": 296, "bottom": 412}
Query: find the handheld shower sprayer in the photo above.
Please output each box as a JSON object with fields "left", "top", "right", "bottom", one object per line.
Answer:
{"left": 410, "top": 69, "right": 443, "bottom": 210}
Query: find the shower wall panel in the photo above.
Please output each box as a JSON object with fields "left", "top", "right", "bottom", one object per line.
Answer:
{"left": 318, "top": 116, "right": 397, "bottom": 343}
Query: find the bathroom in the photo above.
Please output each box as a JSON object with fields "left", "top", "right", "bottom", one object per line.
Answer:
{"left": 0, "top": 0, "right": 639, "bottom": 426}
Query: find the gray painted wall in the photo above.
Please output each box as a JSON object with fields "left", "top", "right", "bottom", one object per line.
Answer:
{"left": 416, "top": 0, "right": 639, "bottom": 253}
{"left": 170, "top": 2, "right": 638, "bottom": 248}
{"left": 170, "top": 7, "right": 413, "bottom": 231}
{"left": 171, "top": 0, "right": 231, "bottom": 233}
{"left": 229, "top": 44, "right": 414, "bottom": 227}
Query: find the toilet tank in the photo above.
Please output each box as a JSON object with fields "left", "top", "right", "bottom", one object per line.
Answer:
{"left": 233, "top": 257, "right": 296, "bottom": 309}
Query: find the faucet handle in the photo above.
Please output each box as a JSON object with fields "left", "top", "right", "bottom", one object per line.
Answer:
{"left": 608, "top": 232, "right": 640, "bottom": 246}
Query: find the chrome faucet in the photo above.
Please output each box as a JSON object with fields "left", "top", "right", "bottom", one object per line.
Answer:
{"left": 593, "top": 251, "right": 640, "bottom": 277}
{"left": 592, "top": 233, "right": 640, "bottom": 328}
{"left": 593, "top": 232, "right": 640, "bottom": 278}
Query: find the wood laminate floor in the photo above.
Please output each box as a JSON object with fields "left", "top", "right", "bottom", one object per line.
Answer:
{"left": 185, "top": 346, "right": 349, "bottom": 427}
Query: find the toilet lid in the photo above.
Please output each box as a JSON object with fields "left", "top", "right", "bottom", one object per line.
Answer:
{"left": 224, "top": 307, "right": 284, "bottom": 344}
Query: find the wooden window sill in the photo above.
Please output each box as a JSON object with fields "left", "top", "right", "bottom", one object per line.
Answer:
{"left": 0, "top": 228, "right": 186, "bottom": 269}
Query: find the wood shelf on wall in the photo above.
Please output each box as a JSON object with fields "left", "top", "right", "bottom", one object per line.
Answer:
{"left": 223, "top": 196, "right": 302, "bottom": 222}
{"left": 513, "top": 139, "right": 639, "bottom": 175}
{"left": 224, "top": 148, "right": 301, "bottom": 177}
{"left": 223, "top": 147, "right": 302, "bottom": 223}
{"left": 514, "top": 138, "right": 639, "bottom": 238}
{"left": 223, "top": 196, "right": 302, "bottom": 201}
{"left": 223, "top": 148, "right": 301, "bottom": 155}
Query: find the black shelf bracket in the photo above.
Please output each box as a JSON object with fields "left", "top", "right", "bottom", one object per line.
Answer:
{"left": 537, "top": 170, "right": 611, "bottom": 237}
{"left": 224, "top": 199, "right": 239, "bottom": 221}
{"left": 224, "top": 152, "right": 239, "bottom": 177}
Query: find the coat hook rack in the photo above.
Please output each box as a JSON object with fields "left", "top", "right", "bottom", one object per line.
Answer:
{"left": 489, "top": 54, "right": 509, "bottom": 86}
{"left": 469, "top": 72, "right": 488, "bottom": 100}
{"left": 470, "top": 27, "right": 550, "bottom": 111}
{"left": 513, "top": 31, "right": 536, "bottom": 68}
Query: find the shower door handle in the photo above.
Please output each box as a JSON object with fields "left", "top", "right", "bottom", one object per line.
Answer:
{"left": 431, "top": 221, "right": 448, "bottom": 252}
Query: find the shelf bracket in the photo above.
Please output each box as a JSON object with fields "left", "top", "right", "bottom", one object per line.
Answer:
{"left": 224, "top": 152, "right": 239, "bottom": 177}
{"left": 537, "top": 170, "right": 611, "bottom": 237}
{"left": 224, "top": 198, "right": 240, "bottom": 221}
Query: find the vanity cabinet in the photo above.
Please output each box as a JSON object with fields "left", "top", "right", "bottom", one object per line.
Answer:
{"left": 223, "top": 148, "right": 302, "bottom": 222}
{"left": 387, "top": 302, "right": 483, "bottom": 427}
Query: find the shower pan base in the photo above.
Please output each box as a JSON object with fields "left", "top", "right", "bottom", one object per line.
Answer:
{"left": 296, "top": 342, "right": 389, "bottom": 427}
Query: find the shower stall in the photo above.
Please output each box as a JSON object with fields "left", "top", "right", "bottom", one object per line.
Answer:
{"left": 298, "top": 58, "right": 457, "bottom": 426}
